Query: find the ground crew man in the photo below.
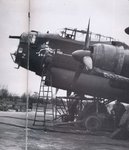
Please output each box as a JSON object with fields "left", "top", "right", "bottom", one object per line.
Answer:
{"left": 111, "top": 100, "right": 126, "bottom": 128}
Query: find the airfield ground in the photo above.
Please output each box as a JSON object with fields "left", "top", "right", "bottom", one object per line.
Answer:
{"left": 0, "top": 111, "right": 129, "bottom": 150}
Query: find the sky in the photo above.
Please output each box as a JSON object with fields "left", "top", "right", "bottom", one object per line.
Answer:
{"left": 0, "top": 0, "right": 129, "bottom": 96}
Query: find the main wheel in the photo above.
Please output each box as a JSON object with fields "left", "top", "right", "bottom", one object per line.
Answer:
{"left": 85, "top": 115, "right": 102, "bottom": 131}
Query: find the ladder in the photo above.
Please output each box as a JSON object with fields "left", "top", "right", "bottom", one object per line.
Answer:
{"left": 33, "top": 74, "right": 54, "bottom": 126}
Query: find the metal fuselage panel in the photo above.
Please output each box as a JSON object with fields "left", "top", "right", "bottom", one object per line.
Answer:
{"left": 12, "top": 32, "right": 129, "bottom": 103}
{"left": 50, "top": 67, "right": 129, "bottom": 103}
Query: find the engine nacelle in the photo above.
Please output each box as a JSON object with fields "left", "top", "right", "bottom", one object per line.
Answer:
{"left": 92, "top": 44, "right": 129, "bottom": 78}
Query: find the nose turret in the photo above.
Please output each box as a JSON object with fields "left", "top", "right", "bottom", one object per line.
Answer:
{"left": 9, "top": 32, "right": 29, "bottom": 68}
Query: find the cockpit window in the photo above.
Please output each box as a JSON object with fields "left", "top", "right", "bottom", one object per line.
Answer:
{"left": 20, "top": 32, "right": 37, "bottom": 44}
{"left": 59, "top": 28, "right": 115, "bottom": 42}
{"left": 20, "top": 33, "right": 28, "bottom": 43}
{"left": 28, "top": 33, "right": 36, "bottom": 44}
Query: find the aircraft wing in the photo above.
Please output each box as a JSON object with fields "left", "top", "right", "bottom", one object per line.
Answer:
{"left": 92, "top": 67, "right": 129, "bottom": 90}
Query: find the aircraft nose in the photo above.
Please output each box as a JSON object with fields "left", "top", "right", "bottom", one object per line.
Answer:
{"left": 72, "top": 50, "right": 91, "bottom": 62}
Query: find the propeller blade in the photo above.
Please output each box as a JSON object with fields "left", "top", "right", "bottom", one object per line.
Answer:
{"left": 83, "top": 56, "right": 93, "bottom": 71}
{"left": 84, "top": 19, "right": 90, "bottom": 50}
{"left": 71, "top": 19, "right": 92, "bottom": 89}
{"left": 71, "top": 63, "right": 84, "bottom": 89}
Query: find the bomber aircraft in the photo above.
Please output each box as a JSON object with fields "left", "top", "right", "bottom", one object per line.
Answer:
{"left": 9, "top": 22, "right": 129, "bottom": 131}
{"left": 10, "top": 22, "right": 129, "bottom": 103}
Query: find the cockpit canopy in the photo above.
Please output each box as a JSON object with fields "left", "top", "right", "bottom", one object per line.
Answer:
{"left": 60, "top": 27, "right": 115, "bottom": 42}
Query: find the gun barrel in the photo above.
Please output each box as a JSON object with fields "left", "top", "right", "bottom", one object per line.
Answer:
{"left": 9, "top": 35, "right": 20, "bottom": 39}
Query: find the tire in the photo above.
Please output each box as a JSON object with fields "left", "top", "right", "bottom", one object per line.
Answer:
{"left": 85, "top": 115, "right": 102, "bottom": 131}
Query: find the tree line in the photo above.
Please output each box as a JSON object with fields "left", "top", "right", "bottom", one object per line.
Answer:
{"left": 0, "top": 86, "right": 38, "bottom": 111}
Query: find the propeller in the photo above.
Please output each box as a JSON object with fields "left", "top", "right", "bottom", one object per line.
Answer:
{"left": 84, "top": 19, "right": 90, "bottom": 50}
{"left": 71, "top": 20, "right": 93, "bottom": 88}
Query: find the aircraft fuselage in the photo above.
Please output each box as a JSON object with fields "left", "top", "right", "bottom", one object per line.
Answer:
{"left": 10, "top": 31, "right": 129, "bottom": 103}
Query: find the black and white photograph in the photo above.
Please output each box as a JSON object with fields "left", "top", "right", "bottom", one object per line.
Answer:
{"left": 0, "top": 0, "right": 129, "bottom": 149}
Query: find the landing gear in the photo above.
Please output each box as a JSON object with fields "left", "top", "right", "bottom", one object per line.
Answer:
{"left": 85, "top": 115, "right": 102, "bottom": 131}
{"left": 77, "top": 97, "right": 113, "bottom": 131}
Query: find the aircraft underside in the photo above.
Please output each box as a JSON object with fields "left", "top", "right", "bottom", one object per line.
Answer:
{"left": 48, "top": 67, "right": 129, "bottom": 103}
